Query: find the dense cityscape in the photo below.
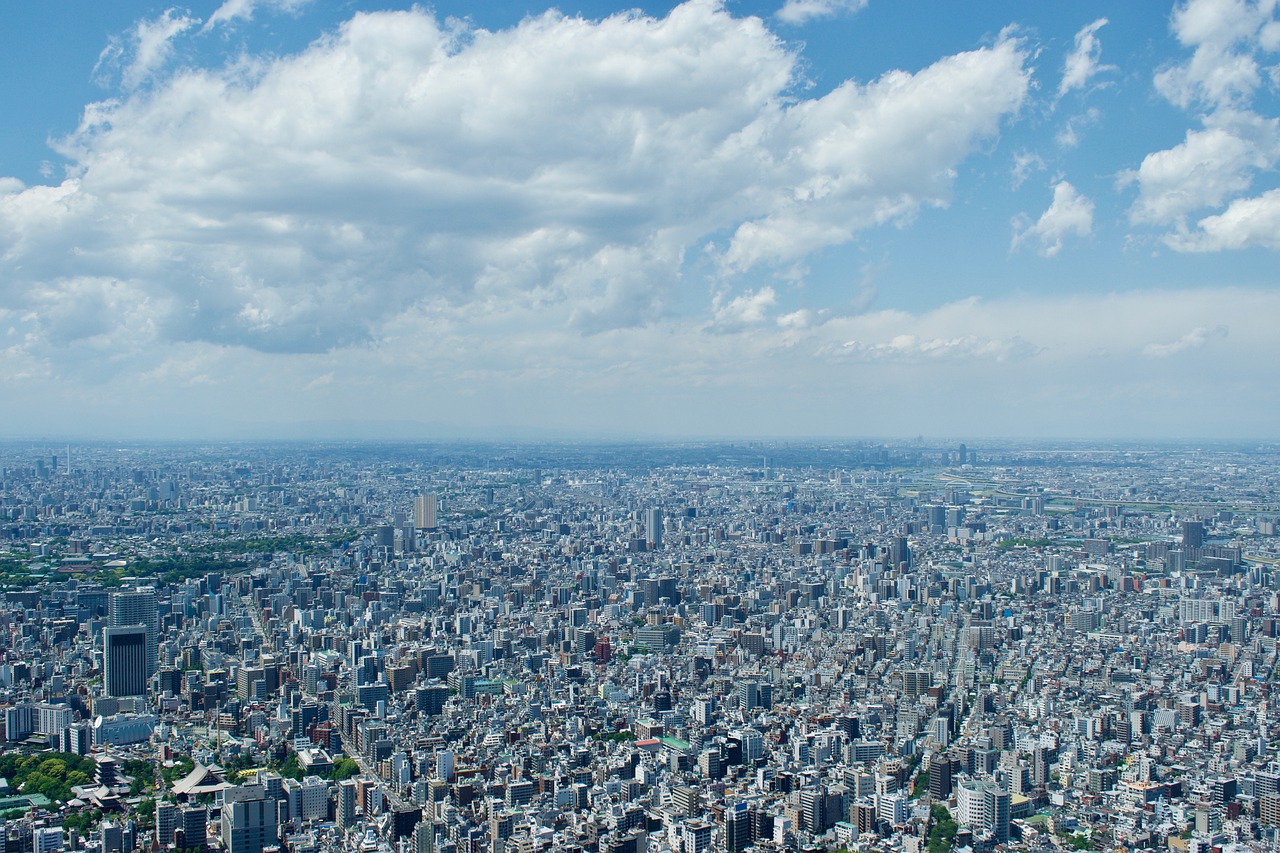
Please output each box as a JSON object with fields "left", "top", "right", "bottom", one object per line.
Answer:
{"left": 4, "top": 2, "right": 1279, "bottom": 853}
{"left": 1, "top": 440, "right": 1279, "bottom": 853}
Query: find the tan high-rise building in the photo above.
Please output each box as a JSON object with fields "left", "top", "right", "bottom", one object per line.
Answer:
{"left": 414, "top": 494, "right": 437, "bottom": 530}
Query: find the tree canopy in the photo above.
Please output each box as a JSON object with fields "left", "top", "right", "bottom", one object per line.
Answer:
{"left": 0, "top": 752, "right": 99, "bottom": 803}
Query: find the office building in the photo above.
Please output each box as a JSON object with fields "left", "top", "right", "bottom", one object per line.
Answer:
{"left": 645, "top": 508, "right": 662, "bottom": 549}
{"left": 1182, "top": 520, "right": 1205, "bottom": 549}
{"left": 929, "top": 755, "right": 954, "bottom": 799}
{"left": 178, "top": 805, "right": 207, "bottom": 853}
{"left": 414, "top": 494, "right": 438, "bottom": 530}
{"left": 33, "top": 827, "right": 64, "bottom": 853}
{"left": 222, "top": 785, "right": 278, "bottom": 853}
{"left": 903, "top": 670, "right": 932, "bottom": 701}
{"left": 725, "top": 802, "right": 750, "bottom": 853}
{"left": 109, "top": 587, "right": 158, "bottom": 677}
{"left": 337, "top": 779, "right": 359, "bottom": 828}
{"left": 157, "top": 802, "right": 179, "bottom": 846}
{"left": 1261, "top": 794, "right": 1280, "bottom": 828}
{"left": 104, "top": 626, "right": 148, "bottom": 697}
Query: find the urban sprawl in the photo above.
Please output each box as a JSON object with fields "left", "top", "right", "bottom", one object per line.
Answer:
{"left": 2, "top": 441, "right": 1280, "bottom": 853}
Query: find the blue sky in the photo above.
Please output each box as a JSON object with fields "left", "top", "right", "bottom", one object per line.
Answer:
{"left": 1, "top": 0, "right": 1278, "bottom": 440}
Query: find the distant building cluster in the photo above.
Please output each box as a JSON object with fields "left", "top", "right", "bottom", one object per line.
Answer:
{"left": 1, "top": 441, "right": 1280, "bottom": 853}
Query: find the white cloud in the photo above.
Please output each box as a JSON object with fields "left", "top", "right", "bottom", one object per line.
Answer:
{"left": 776, "top": 308, "right": 816, "bottom": 329}
{"left": 1155, "top": 0, "right": 1278, "bottom": 110}
{"left": 1, "top": 284, "right": 1275, "bottom": 438}
{"left": 776, "top": 0, "right": 868, "bottom": 25}
{"left": 0, "top": 2, "right": 1030, "bottom": 369}
{"left": 1011, "top": 151, "right": 1045, "bottom": 189}
{"left": 834, "top": 333, "right": 1039, "bottom": 363}
{"left": 96, "top": 8, "right": 201, "bottom": 91}
{"left": 302, "top": 371, "right": 334, "bottom": 391}
{"left": 1142, "top": 325, "right": 1228, "bottom": 357}
{"left": 1168, "top": 187, "right": 1280, "bottom": 249}
{"left": 721, "top": 36, "right": 1030, "bottom": 272}
{"left": 1122, "top": 113, "right": 1279, "bottom": 226}
{"left": 1059, "top": 17, "right": 1114, "bottom": 97}
{"left": 1012, "top": 181, "right": 1094, "bottom": 257}
{"left": 206, "top": 0, "right": 254, "bottom": 27}
{"left": 1126, "top": 0, "right": 1280, "bottom": 250}
{"left": 711, "top": 287, "right": 777, "bottom": 330}
{"left": 15, "top": 3, "right": 1275, "bottom": 439}
{"left": 205, "top": 0, "right": 307, "bottom": 30}
{"left": 1055, "top": 106, "right": 1100, "bottom": 149}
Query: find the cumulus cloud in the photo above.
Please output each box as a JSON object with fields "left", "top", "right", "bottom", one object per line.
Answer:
{"left": 1012, "top": 181, "right": 1094, "bottom": 257}
{"left": 1125, "top": 0, "right": 1280, "bottom": 251}
{"left": 1122, "top": 113, "right": 1280, "bottom": 226}
{"left": 1059, "top": 18, "right": 1114, "bottom": 97}
{"left": 1056, "top": 106, "right": 1100, "bottom": 150}
{"left": 29, "top": 4, "right": 1274, "bottom": 439}
{"left": 1168, "top": 187, "right": 1280, "bottom": 249}
{"left": 1143, "top": 325, "right": 1228, "bottom": 357}
{"left": 0, "top": 1, "right": 1030, "bottom": 367}
{"left": 776, "top": 0, "right": 868, "bottom": 25}
{"left": 1155, "top": 0, "right": 1279, "bottom": 110}
{"left": 720, "top": 36, "right": 1030, "bottom": 272}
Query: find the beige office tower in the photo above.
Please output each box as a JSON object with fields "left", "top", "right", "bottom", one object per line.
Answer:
{"left": 414, "top": 493, "right": 437, "bottom": 530}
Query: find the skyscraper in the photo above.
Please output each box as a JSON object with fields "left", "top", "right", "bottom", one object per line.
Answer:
{"left": 414, "top": 493, "right": 438, "bottom": 530}
{"left": 33, "top": 827, "right": 64, "bottom": 853}
{"left": 109, "top": 587, "right": 158, "bottom": 677}
{"left": 103, "top": 626, "right": 148, "bottom": 697}
{"left": 903, "top": 669, "right": 931, "bottom": 701}
{"left": 645, "top": 508, "right": 662, "bottom": 549}
{"left": 1182, "top": 520, "right": 1205, "bottom": 549}
{"left": 436, "top": 749, "right": 455, "bottom": 782}
{"left": 889, "top": 536, "right": 911, "bottom": 571}
{"left": 799, "top": 786, "right": 827, "bottom": 832}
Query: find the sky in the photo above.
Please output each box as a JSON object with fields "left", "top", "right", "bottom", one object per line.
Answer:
{"left": 1, "top": 0, "right": 1278, "bottom": 441}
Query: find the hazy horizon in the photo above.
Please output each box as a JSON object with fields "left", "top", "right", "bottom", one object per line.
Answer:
{"left": 0, "top": 428, "right": 1275, "bottom": 448}
{"left": 2, "top": 0, "right": 1278, "bottom": 440}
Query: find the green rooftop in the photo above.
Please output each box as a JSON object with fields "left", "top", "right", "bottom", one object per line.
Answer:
{"left": 659, "top": 736, "right": 691, "bottom": 753}
{"left": 0, "top": 793, "right": 53, "bottom": 811}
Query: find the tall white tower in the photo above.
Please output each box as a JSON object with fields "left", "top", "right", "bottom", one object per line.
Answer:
{"left": 414, "top": 493, "right": 438, "bottom": 530}
{"left": 645, "top": 508, "right": 663, "bottom": 549}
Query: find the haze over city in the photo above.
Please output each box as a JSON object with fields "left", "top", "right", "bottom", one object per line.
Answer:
{"left": 8, "top": 7, "right": 1280, "bottom": 853}
{"left": 2, "top": 0, "right": 1278, "bottom": 439}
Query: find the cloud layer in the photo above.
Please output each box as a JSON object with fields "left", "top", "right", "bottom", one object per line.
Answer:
{"left": 3, "top": 283, "right": 1272, "bottom": 439}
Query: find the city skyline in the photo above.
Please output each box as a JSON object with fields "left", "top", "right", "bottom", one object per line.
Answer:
{"left": 2, "top": 438, "right": 1280, "bottom": 852}
{"left": 1, "top": 0, "right": 1278, "bottom": 440}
